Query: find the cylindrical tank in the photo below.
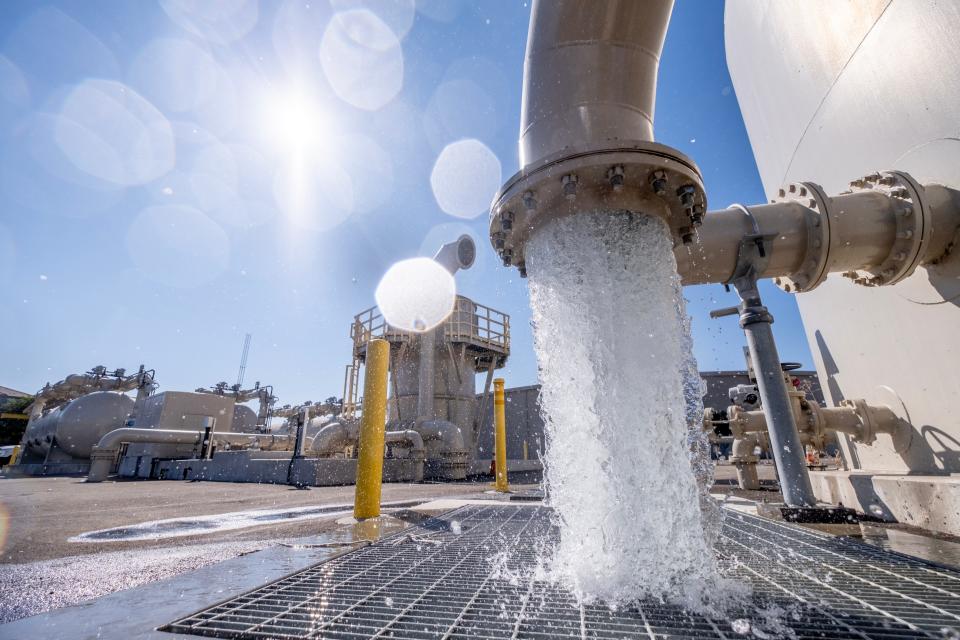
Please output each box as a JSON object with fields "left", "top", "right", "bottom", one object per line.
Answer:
{"left": 306, "top": 414, "right": 335, "bottom": 440}
{"left": 725, "top": 0, "right": 960, "bottom": 473}
{"left": 230, "top": 404, "right": 258, "bottom": 433}
{"left": 24, "top": 391, "right": 134, "bottom": 458}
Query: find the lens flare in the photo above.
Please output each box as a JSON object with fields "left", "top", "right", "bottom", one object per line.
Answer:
{"left": 375, "top": 258, "right": 456, "bottom": 332}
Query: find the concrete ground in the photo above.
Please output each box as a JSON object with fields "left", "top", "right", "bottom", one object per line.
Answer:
{"left": 0, "top": 476, "right": 537, "bottom": 564}
{"left": 0, "top": 464, "right": 770, "bottom": 565}
{"left": 0, "top": 475, "right": 539, "bottom": 623}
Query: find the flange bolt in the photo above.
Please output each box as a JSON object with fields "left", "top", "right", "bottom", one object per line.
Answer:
{"left": 607, "top": 165, "right": 625, "bottom": 191}
{"left": 561, "top": 174, "right": 578, "bottom": 200}
{"left": 650, "top": 170, "right": 667, "bottom": 196}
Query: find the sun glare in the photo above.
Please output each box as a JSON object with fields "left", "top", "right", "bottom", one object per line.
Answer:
{"left": 260, "top": 89, "right": 330, "bottom": 152}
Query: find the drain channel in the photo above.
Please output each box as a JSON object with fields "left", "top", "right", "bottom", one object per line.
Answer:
{"left": 162, "top": 504, "right": 960, "bottom": 639}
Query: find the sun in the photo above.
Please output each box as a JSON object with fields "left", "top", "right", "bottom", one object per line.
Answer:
{"left": 259, "top": 88, "right": 330, "bottom": 153}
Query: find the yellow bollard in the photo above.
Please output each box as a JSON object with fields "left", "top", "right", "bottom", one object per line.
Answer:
{"left": 493, "top": 378, "right": 509, "bottom": 493}
{"left": 8, "top": 445, "right": 20, "bottom": 467}
{"left": 354, "top": 339, "right": 390, "bottom": 519}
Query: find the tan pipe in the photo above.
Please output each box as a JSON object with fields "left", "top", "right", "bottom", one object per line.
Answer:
{"left": 731, "top": 434, "right": 761, "bottom": 491}
{"left": 677, "top": 180, "right": 960, "bottom": 290}
{"left": 729, "top": 401, "right": 902, "bottom": 449}
{"left": 251, "top": 434, "right": 292, "bottom": 451}
{"left": 520, "top": 0, "right": 674, "bottom": 168}
{"left": 311, "top": 422, "right": 424, "bottom": 459}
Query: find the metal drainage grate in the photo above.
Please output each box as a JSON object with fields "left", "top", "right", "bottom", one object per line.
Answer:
{"left": 162, "top": 504, "right": 960, "bottom": 639}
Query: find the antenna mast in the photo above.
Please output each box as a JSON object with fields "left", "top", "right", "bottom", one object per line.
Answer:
{"left": 236, "top": 333, "right": 252, "bottom": 388}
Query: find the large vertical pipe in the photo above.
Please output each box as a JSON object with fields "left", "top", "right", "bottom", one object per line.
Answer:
{"left": 493, "top": 378, "right": 509, "bottom": 493}
{"left": 415, "top": 235, "right": 476, "bottom": 424}
{"left": 520, "top": 0, "right": 674, "bottom": 168}
{"left": 354, "top": 339, "right": 390, "bottom": 520}
{"left": 416, "top": 330, "right": 436, "bottom": 421}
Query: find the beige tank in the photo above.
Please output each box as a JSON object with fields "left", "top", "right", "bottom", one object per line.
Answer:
{"left": 725, "top": 0, "right": 960, "bottom": 473}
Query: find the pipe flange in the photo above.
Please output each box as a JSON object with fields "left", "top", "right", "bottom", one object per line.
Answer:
{"left": 843, "top": 170, "right": 930, "bottom": 287}
{"left": 489, "top": 142, "right": 706, "bottom": 275}
{"left": 772, "top": 181, "right": 832, "bottom": 293}
{"left": 841, "top": 398, "right": 876, "bottom": 445}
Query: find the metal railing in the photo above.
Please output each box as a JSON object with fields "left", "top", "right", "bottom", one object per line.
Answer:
{"left": 445, "top": 297, "right": 510, "bottom": 351}
{"left": 350, "top": 297, "right": 510, "bottom": 355}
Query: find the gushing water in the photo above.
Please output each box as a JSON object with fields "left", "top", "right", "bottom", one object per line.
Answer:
{"left": 526, "top": 211, "right": 721, "bottom": 606}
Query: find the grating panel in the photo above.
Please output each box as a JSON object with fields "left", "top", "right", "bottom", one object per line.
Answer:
{"left": 162, "top": 505, "right": 960, "bottom": 639}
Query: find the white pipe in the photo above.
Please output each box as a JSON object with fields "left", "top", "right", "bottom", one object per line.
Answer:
{"left": 520, "top": 0, "right": 675, "bottom": 168}
{"left": 433, "top": 235, "right": 476, "bottom": 275}
{"left": 416, "top": 330, "right": 437, "bottom": 422}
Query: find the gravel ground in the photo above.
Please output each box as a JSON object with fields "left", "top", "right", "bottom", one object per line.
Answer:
{"left": 0, "top": 539, "right": 276, "bottom": 623}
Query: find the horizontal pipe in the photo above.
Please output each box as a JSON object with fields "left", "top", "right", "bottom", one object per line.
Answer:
{"left": 87, "top": 428, "right": 268, "bottom": 482}
{"left": 311, "top": 421, "right": 359, "bottom": 457}
{"left": 677, "top": 184, "right": 960, "bottom": 288}
{"left": 729, "top": 402, "right": 901, "bottom": 448}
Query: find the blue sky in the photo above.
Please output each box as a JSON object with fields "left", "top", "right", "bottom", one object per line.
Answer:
{"left": 0, "top": 0, "right": 813, "bottom": 404}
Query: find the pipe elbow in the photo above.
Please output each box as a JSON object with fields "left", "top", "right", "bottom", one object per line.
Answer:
{"left": 433, "top": 235, "right": 476, "bottom": 275}
{"left": 311, "top": 421, "right": 358, "bottom": 456}
{"left": 731, "top": 434, "right": 760, "bottom": 462}
{"left": 385, "top": 430, "right": 426, "bottom": 456}
{"left": 415, "top": 419, "right": 467, "bottom": 454}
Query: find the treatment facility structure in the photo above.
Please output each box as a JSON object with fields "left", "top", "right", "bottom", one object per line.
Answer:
{"left": 11, "top": 236, "right": 519, "bottom": 486}
{"left": 7, "top": 0, "right": 959, "bottom": 537}
{"left": 490, "top": 0, "right": 960, "bottom": 531}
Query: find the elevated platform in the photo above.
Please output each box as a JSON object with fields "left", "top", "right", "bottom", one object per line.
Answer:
{"left": 163, "top": 504, "right": 960, "bottom": 639}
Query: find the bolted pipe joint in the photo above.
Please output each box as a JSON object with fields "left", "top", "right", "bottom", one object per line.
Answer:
{"left": 490, "top": 0, "right": 708, "bottom": 276}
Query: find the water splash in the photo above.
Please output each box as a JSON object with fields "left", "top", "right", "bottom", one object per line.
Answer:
{"left": 526, "top": 211, "right": 722, "bottom": 606}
